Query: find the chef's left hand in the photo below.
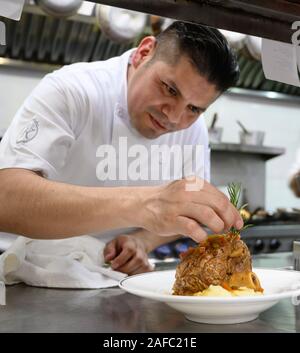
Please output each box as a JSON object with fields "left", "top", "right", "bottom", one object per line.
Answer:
{"left": 103, "top": 233, "right": 154, "bottom": 275}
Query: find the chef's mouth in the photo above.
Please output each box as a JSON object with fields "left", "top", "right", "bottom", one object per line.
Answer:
{"left": 149, "top": 113, "right": 168, "bottom": 131}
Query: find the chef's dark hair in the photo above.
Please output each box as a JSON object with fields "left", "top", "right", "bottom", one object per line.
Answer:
{"left": 152, "top": 21, "right": 239, "bottom": 92}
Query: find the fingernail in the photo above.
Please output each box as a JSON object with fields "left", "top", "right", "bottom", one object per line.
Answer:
{"left": 236, "top": 219, "right": 244, "bottom": 229}
{"left": 111, "top": 261, "right": 117, "bottom": 269}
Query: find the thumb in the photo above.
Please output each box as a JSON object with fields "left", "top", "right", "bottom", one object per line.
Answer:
{"left": 103, "top": 240, "right": 117, "bottom": 262}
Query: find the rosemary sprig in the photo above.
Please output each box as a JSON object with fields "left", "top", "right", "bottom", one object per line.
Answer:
{"left": 227, "top": 182, "right": 241, "bottom": 209}
{"left": 227, "top": 182, "right": 252, "bottom": 236}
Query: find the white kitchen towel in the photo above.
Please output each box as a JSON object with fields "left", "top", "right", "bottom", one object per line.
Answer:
{"left": 0, "top": 235, "right": 127, "bottom": 289}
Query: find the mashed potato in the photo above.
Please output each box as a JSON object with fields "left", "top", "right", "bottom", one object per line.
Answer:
{"left": 194, "top": 285, "right": 263, "bottom": 297}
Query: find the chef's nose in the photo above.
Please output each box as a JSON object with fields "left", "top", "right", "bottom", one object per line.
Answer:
{"left": 162, "top": 103, "right": 184, "bottom": 125}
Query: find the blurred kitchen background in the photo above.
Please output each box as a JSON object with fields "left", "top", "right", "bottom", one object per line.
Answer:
{"left": 0, "top": 0, "right": 300, "bottom": 257}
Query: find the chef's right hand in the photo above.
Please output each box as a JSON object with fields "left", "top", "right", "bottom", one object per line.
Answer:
{"left": 140, "top": 177, "right": 244, "bottom": 243}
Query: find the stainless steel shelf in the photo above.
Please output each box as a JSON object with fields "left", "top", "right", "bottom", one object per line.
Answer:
{"left": 227, "top": 87, "right": 300, "bottom": 105}
{"left": 210, "top": 142, "right": 285, "bottom": 161}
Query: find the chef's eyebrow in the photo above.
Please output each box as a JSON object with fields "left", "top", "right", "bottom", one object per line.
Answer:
{"left": 168, "top": 79, "right": 207, "bottom": 112}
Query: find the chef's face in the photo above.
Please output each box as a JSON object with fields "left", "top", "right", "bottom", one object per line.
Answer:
{"left": 127, "top": 36, "right": 220, "bottom": 139}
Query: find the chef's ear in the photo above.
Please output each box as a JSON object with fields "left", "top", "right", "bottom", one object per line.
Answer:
{"left": 131, "top": 36, "right": 157, "bottom": 68}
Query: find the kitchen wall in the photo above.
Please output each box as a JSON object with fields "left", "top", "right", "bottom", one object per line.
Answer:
{"left": 0, "top": 66, "right": 299, "bottom": 210}
{"left": 0, "top": 66, "right": 44, "bottom": 133}
{"left": 205, "top": 93, "right": 300, "bottom": 211}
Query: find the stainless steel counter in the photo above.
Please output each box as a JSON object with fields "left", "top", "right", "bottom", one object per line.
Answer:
{"left": 0, "top": 253, "right": 300, "bottom": 333}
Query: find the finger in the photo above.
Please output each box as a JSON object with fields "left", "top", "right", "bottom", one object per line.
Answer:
{"left": 235, "top": 217, "right": 244, "bottom": 230}
{"left": 204, "top": 187, "right": 244, "bottom": 229}
{"left": 133, "top": 264, "right": 154, "bottom": 275}
{"left": 103, "top": 240, "right": 117, "bottom": 262}
{"left": 111, "top": 246, "right": 135, "bottom": 270}
{"left": 115, "top": 258, "right": 140, "bottom": 275}
{"left": 195, "top": 197, "right": 236, "bottom": 231}
{"left": 115, "top": 256, "right": 153, "bottom": 275}
{"left": 183, "top": 203, "right": 225, "bottom": 234}
{"left": 176, "top": 216, "right": 207, "bottom": 243}
{"left": 189, "top": 189, "right": 243, "bottom": 230}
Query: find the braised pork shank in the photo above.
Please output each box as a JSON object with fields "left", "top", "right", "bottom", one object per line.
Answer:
{"left": 173, "top": 233, "right": 263, "bottom": 295}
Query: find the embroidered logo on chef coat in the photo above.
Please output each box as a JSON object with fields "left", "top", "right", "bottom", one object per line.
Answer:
{"left": 16, "top": 119, "right": 39, "bottom": 144}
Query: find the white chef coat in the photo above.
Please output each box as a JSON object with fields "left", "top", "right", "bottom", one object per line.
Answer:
{"left": 0, "top": 49, "right": 211, "bottom": 242}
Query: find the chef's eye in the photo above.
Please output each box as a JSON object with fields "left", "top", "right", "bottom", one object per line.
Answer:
{"left": 188, "top": 105, "right": 201, "bottom": 115}
{"left": 162, "top": 82, "right": 177, "bottom": 96}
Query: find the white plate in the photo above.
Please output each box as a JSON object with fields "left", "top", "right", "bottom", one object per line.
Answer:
{"left": 119, "top": 268, "right": 300, "bottom": 324}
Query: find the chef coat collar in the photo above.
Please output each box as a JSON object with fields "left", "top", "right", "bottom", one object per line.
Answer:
{"left": 115, "top": 48, "right": 136, "bottom": 124}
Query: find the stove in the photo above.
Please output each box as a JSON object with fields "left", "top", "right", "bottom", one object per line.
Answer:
{"left": 150, "top": 223, "right": 300, "bottom": 262}
{"left": 242, "top": 224, "right": 300, "bottom": 254}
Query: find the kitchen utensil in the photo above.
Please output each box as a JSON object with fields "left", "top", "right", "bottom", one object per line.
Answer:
{"left": 237, "top": 120, "right": 265, "bottom": 146}
{"left": 210, "top": 113, "right": 218, "bottom": 129}
{"left": 208, "top": 113, "right": 223, "bottom": 143}
{"left": 35, "top": 0, "right": 83, "bottom": 18}
{"left": 237, "top": 120, "right": 250, "bottom": 134}
{"left": 245, "top": 35, "right": 262, "bottom": 61}
{"left": 239, "top": 130, "right": 265, "bottom": 146}
{"left": 219, "top": 29, "right": 246, "bottom": 50}
{"left": 95, "top": 4, "right": 147, "bottom": 44}
{"left": 119, "top": 268, "right": 300, "bottom": 324}
{"left": 275, "top": 208, "right": 300, "bottom": 222}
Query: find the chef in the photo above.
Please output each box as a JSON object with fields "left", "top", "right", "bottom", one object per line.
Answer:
{"left": 0, "top": 21, "right": 243, "bottom": 275}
